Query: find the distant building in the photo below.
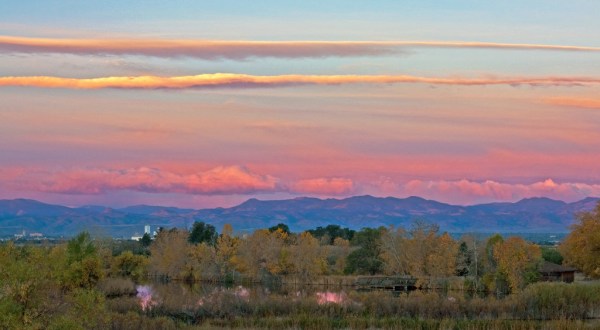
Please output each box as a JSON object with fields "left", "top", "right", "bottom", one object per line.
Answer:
{"left": 131, "top": 234, "right": 143, "bottom": 241}
{"left": 539, "top": 261, "right": 577, "bottom": 283}
{"left": 132, "top": 224, "right": 152, "bottom": 241}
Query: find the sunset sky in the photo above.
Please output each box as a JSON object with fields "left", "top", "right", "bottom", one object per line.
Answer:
{"left": 1, "top": 1, "right": 600, "bottom": 208}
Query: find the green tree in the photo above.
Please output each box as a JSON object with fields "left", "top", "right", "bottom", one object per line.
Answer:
{"left": 268, "top": 223, "right": 291, "bottom": 235}
{"left": 456, "top": 241, "right": 472, "bottom": 276}
{"left": 481, "top": 234, "right": 508, "bottom": 294}
{"left": 345, "top": 227, "right": 384, "bottom": 274}
{"left": 308, "top": 225, "right": 355, "bottom": 245}
{"left": 64, "top": 232, "right": 103, "bottom": 289}
{"left": 559, "top": 203, "right": 600, "bottom": 278}
{"left": 111, "top": 250, "right": 148, "bottom": 281}
{"left": 67, "top": 231, "right": 96, "bottom": 264}
{"left": 541, "top": 247, "right": 563, "bottom": 265}
{"left": 0, "top": 243, "right": 65, "bottom": 328}
{"left": 140, "top": 233, "right": 152, "bottom": 247}
{"left": 189, "top": 221, "right": 218, "bottom": 246}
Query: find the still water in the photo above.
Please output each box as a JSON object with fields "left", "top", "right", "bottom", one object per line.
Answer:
{"left": 134, "top": 281, "right": 353, "bottom": 311}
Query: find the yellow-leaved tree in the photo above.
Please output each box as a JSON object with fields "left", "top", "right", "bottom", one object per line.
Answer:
{"left": 559, "top": 203, "right": 600, "bottom": 278}
{"left": 493, "top": 236, "right": 541, "bottom": 293}
{"left": 290, "top": 232, "right": 325, "bottom": 281}
{"left": 215, "top": 223, "right": 240, "bottom": 278}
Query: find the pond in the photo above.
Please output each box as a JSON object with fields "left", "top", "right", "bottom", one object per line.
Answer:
{"left": 129, "top": 279, "right": 488, "bottom": 313}
{"left": 134, "top": 281, "right": 354, "bottom": 311}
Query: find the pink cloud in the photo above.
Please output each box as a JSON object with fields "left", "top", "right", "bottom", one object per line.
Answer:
{"left": 395, "top": 178, "right": 600, "bottom": 204}
{"left": 2, "top": 36, "right": 599, "bottom": 59}
{"left": 2, "top": 73, "right": 600, "bottom": 90}
{"left": 290, "top": 177, "right": 355, "bottom": 195}
{"left": 5, "top": 166, "right": 355, "bottom": 197}
{"left": 35, "top": 166, "right": 279, "bottom": 195}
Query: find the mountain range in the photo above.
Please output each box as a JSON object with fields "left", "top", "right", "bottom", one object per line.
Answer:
{"left": 0, "top": 196, "right": 598, "bottom": 237}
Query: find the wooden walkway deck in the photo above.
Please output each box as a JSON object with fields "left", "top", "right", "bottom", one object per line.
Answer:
{"left": 354, "top": 275, "right": 417, "bottom": 291}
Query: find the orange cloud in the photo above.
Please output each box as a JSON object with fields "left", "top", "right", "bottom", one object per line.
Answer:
{"left": 2, "top": 73, "right": 600, "bottom": 90}
{"left": 290, "top": 177, "right": 355, "bottom": 195}
{"left": 35, "top": 166, "right": 279, "bottom": 195}
{"left": 542, "top": 97, "right": 600, "bottom": 109}
{"left": 2, "top": 36, "right": 600, "bottom": 59}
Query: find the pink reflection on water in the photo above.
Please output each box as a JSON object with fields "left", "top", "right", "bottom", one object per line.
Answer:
{"left": 316, "top": 291, "right": 346, "bottom": 305}
{"left": 136, "top": 285, "right": 157, "bottom": 311}
{"left": 234, "top": 285, "right": 250, "bottom": 300}
{"left": 197, "top": 286, "right": 250, "bottom": 306}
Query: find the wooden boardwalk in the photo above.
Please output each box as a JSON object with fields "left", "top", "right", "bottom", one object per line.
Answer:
{"left": 354, "top": 275, "right": 417, "bottom": 291}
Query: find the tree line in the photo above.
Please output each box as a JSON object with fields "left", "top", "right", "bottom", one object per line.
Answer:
{"left": 143, "top": 203, "right": 600, "bottom": 293}
{"left": 1, "top": 203, "right": 598, "bottom": 328}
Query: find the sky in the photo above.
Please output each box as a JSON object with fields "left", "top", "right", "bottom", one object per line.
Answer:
{"left": 1, "top": 1, "right": 600, "bottom": 208}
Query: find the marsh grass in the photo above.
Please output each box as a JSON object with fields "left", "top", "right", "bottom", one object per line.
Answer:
{"left": 103, "top": 282, "right": 600, "bottom": 329}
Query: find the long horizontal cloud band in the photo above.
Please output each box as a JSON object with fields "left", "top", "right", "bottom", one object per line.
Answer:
{"left": 2, "top": 36, "right": 600, "bottom": 59}
{"left": 4, "top": 166, "right": 599, "bottom": 203}
{"left": 11, "top": 166, "right": 354, "bottom": 196}
{"left": 2, "top": 73, "right": 600, "bottom": 89}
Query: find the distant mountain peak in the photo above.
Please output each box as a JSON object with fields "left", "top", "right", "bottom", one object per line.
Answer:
{"left": 1, "top": 196, "right": 599, "bottom": 236}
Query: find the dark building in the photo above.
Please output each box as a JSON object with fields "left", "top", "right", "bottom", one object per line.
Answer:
{"left": 539, "top": 261, "right": 577, "bottom": 283}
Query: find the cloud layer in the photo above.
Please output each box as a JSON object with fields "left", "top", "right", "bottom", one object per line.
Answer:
{"left": 2, "top": 73, "right": 600, "bottom": 90}
{"left": 2, "top": 36, "right": 600, "bottom": 59}
{"left": 4, "top": 166, "right": 599, "bottom": 204}
{"left": 543, "top": 97, "right": 600, "bottom": 109}
{"left": 290, "top": 177, "right": 355, "bottom": 195}
{"left": 7, "top": 166, "right": 353, "bottom": 197}
{"left": 389, "top": 178, "right": 600, "bottom": 204}
{"left": 36, "top": 166, "right": 278, "bottom": 195}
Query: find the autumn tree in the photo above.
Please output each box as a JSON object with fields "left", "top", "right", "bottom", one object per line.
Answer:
{"left": 187, "top": 242, "right": 217, "bottom": 281}
{"left": 380, "top": 222, "right": 458, "bottom": 280}
{"left": 426, "top": 232, "right": 458, "bottom": 278}
{"left": 559, "top": 203, "right": 600, "bottom": 278}
{"left": 149, "top": 228, "right": 190, "bottom": 279}
{"left": 235, "top": 229, "right": 289, "bottom": 278}
{"left": 493, "top": 236, "right": 541, "bottom": 293}
{"left": 111, "top": 250, "right": 148, "bottom": 281}
{"left": 290, "top": 232, "right": 325, "bottom": 281}
{"left": 379, "top": 225, "right": 409, "bottom": 275}
{"left": 215, "top": 223, "right": 240, "bottom": 278}
{"left": 326, "top": 237, "right": 351, "bottom": 274}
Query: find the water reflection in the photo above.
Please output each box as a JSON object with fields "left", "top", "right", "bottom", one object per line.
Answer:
{"left": 316, "top": 291, "right": 347, "bottom": 305}
{"left": 136, "top": 281, "right": 353, "bottom": 310}
{"left": 136, "top": 285, "right": 157, "bottom": 311}
{"left": 134, "top": 281, "right": 480, "bottom": 311}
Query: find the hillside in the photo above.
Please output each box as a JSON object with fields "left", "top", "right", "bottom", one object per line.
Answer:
{"left": 0, "top": 196, "right": 598, "bottom": 237}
